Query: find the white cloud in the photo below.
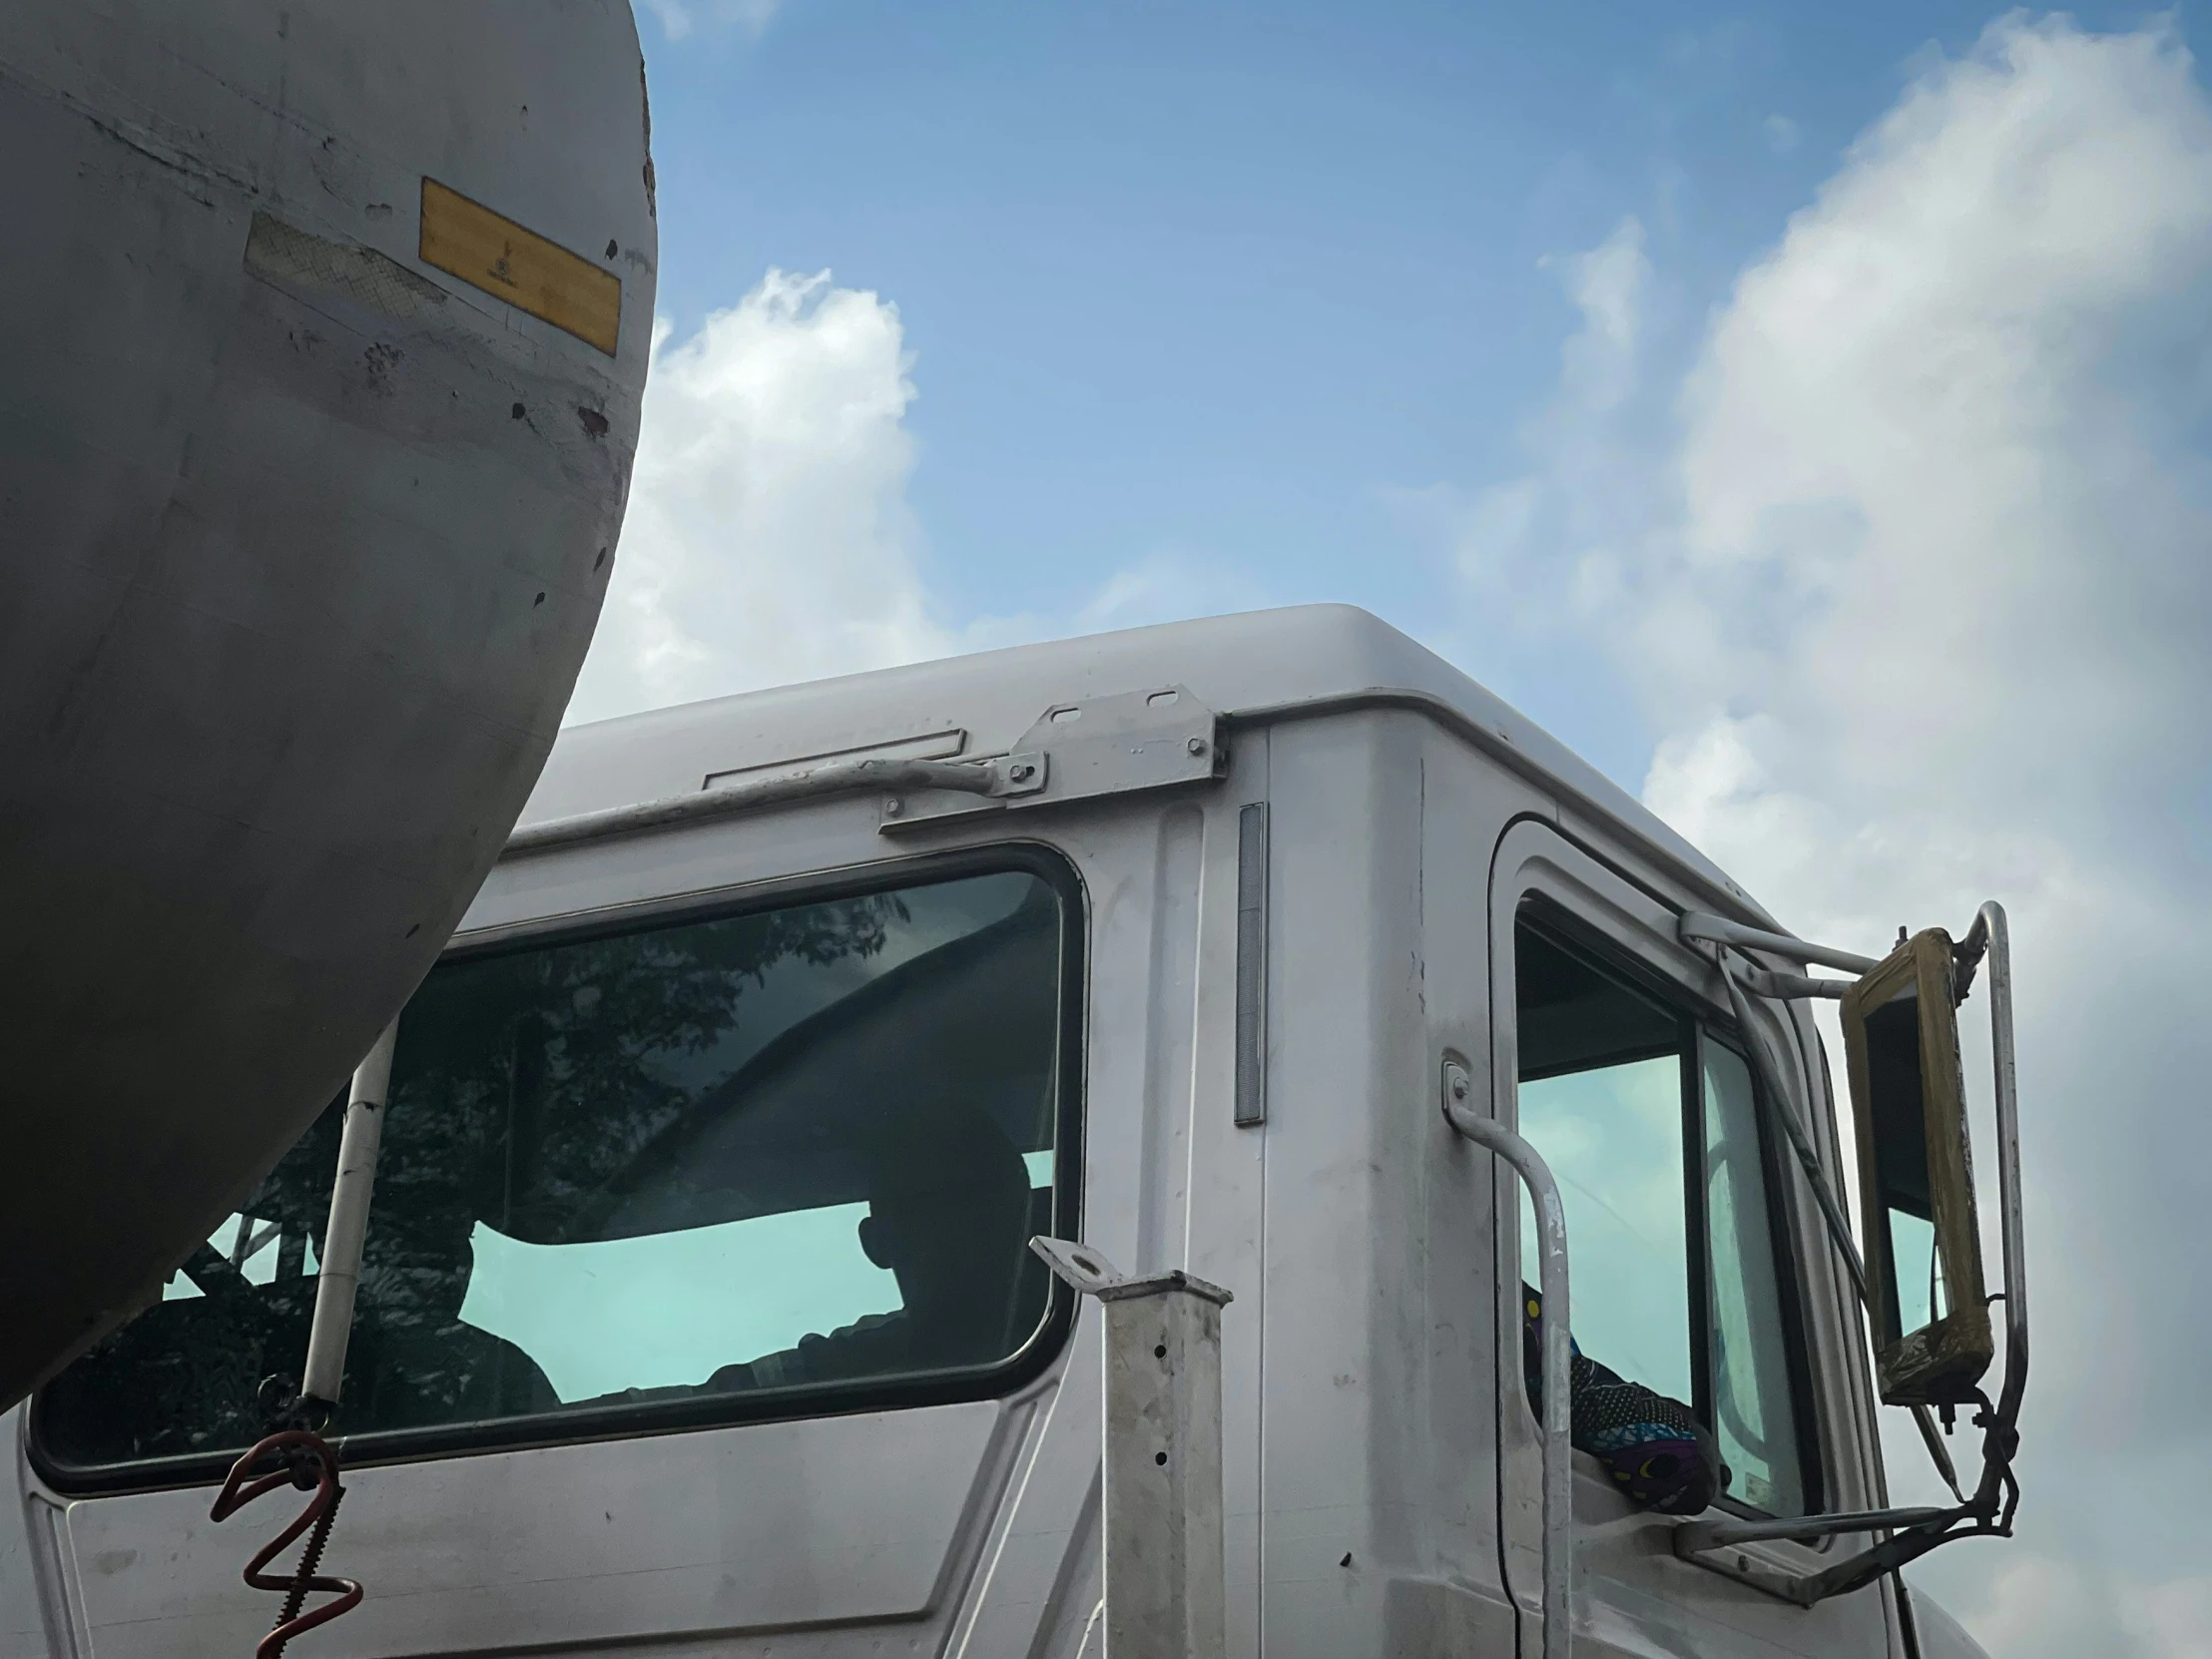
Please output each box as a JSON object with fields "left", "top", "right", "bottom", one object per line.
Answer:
{"left": 1550, "top": 217, "right": 1650, "bottom": 417}
{"left": 567, "top": 270, "right": 1272, "bottom": 726}
{"left": 1936, "top": 1553, "right": 2155, "bottom": 1659}
{"left": 639, "top": 0, "right": 784, "bottom": 42}
{"left": 1062, "top": 551, "right": 1277, "bottom": 638}
{"left": 1452, "top": 218, "right": 1659, "bottom": 664}
{"left": 1459, "top": 14, "right": 2212, "bottom": 1652}
{"left": 567, "top": 270, "right": 958, "bottom": 724}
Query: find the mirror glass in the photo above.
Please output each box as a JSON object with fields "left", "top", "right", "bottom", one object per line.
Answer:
{"left": 1863, "top": 984, "right": 1942, "bottom": 1344}
{"left": 1888, "top": 1209, "right": 1943, "bottom": 1336}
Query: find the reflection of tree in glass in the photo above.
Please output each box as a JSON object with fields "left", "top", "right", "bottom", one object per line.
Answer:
{"left": 39, "top": 890, "right": 907, "bottom": 1466}
{"left": 36, "top": 1105, "right": 342, "bottom": 1465}
{"left": 348, "top": 890, "right": 912, "bottom": 1429}
{"left": 386, "top": 891, "right": 909, "bottom": 1239}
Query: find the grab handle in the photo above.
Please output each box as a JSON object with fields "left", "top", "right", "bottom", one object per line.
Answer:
{"left": 1447, "top": 1085, "right": 1571, "bottom": 1659}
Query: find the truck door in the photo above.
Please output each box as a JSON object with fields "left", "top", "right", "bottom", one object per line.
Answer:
{"left": 1486, "top": 820, "right": 1901, "bottom": 1659}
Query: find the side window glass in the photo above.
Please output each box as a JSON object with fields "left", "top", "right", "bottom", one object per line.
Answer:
{"left": 1701, "top": 1038, "right": 1808, "bottom": 1516}
{"left": 1512, "top": 913, "right": 1815, "bottom": 1515}
{"left": 1514, "top": 925, "right": 1693, "bottom": 1404}
{"left": 39, "top": 865, "right": 1074, "bottom": 1480}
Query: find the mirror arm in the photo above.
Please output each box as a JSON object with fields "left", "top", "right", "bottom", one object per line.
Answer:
{"left": 1679, "top": 911, "right": 1880, "bottom": 976}
{"left": 1732, "top": 964, "right": 1850, "bottom": 1000}
{"left": 1676, "top": 1503, "right": 1951, "bottom": 1553}
{"left": 1771, "top": 1512, "right": 1997, "bottom": 1607}
{"left": 1948, "top": 899, "right": 1997, "bottom": 998}
{"left": 1681, "top": 901, "right": 2030, "bottom": 1610}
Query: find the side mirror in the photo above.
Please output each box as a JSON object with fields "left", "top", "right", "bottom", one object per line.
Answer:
{"left": 1840, "top": 928, "right": 1993, "bottom": 1405}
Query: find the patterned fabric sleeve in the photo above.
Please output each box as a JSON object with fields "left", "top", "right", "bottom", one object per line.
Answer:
{"left": 1520, "top": 1285, "right": 1725, "bottom": 1515}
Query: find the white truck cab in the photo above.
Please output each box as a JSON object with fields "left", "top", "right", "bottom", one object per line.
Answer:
{"left": 4, "top": 606, "right": 2018, "bottom": 1659}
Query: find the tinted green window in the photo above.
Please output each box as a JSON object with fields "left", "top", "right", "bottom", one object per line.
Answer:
{"left": 1701, "top": 1039, "right": 1809, "bottom": 1515}
{"left": 1514, "top": 916, "right": 1815, "bottom": 1515}
{"left": 39, "top": 864, "right": 1075, "bottom": 1480}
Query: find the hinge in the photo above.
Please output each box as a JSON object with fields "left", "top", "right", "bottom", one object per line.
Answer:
{"left": 879, "top": 685, "right": 1225, "bottom": 830}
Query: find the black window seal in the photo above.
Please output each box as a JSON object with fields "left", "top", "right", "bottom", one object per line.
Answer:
{"left": 30, "top": 839, "right": 1090, "bottom": 1498}
{"left": 1681, "top": 1015, "right": 1715, "bottom": 1475}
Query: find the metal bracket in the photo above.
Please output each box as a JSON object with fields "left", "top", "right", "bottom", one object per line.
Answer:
{"left": 1675, "top": 1505, "right": 1949, "bottom": 1556}
{"left": 1671, "top": 1503, "right": 1957, "bottom": 1605}
{"left": 1030, "top": 1238, "right": 1231, "bottom": 1659}
{"left": 1670, "top": 1539, "right": 1823, "bottom": 1606}
{"left": 862, "top": 748, "right": 1047, "bottom": 826}
{"left": 881, "top": 686, "right": 1225, "bottom": 830}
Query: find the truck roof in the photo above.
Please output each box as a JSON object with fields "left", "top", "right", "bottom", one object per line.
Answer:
{"left": 528, "top": 604, "right": 1772, "bottom": 924}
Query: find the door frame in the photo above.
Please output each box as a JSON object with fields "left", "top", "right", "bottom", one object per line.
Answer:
{"left": 1484, "top": 817, "right": 1900, "bottom": 1658}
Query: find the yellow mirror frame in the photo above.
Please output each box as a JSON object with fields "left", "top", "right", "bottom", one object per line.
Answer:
{"left": 1840, "top": 928, "right": 1993, "bottom": 1405}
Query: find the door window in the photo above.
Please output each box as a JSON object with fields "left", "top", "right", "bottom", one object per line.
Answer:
{"left": 1514, "top": 913, "right": 1813, "bottom": 1515}
{"left": 37, "top": 859, "right": 1080, "bottom": 1486}
{"left": 1700, "top": 1039, "right": 1810, "bottom": 1515}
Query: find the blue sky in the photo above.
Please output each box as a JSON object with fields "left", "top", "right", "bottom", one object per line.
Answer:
{"left": 569, "top": 8, "right": 2212, "bottom": 1654}
{"left": 610, "top": 0, "right": 2166, "bottom": 783}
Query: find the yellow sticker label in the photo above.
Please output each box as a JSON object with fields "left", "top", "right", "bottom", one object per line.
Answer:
{"left": 418, "top": 178, "right": 621, "bottom": 356}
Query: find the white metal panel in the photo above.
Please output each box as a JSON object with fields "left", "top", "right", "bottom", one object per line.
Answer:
{"left": 1181, "top": 735, "right": 1272, "bottom": 1659}
{"left": 949, "top": 787, "right": 1245, "bottom": 1659}
{"left": 1255, "top": 711, "right": 1432, "bottom": 1653}
{"left": 2, "top": 1409, "right": 63, "bottom": 1659}
{"left": 63, "top": 1402, "right": 1002, "bottom": 1658}
{"left": 945, "top": 1323, "right": 1102, "bottom": 1659}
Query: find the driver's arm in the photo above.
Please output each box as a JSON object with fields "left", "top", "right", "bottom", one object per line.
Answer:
{"left": 1520, "top": 1284, "right": 1725, "bottom": 1514}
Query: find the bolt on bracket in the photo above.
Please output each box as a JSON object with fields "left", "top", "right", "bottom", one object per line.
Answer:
{"left": 881, "top": 686, "right": 1224, "bottom": 830}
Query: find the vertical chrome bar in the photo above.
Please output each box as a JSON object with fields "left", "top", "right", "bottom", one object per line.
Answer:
{"left": 1233, "top": 802, "right": 1269, "bottom": 1128}
{"left": 300, "top": 1021, "right": 398, "bottom": 1408}
{"left": 1446, "top": 1099, "right": 1571, "bottom": 1659}
{"left": 1977, "top": 901, "right": 2028, "bottom": 1429}
{"left": 1031, "top": 1240, "right": 1233, "bottom": 1659}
